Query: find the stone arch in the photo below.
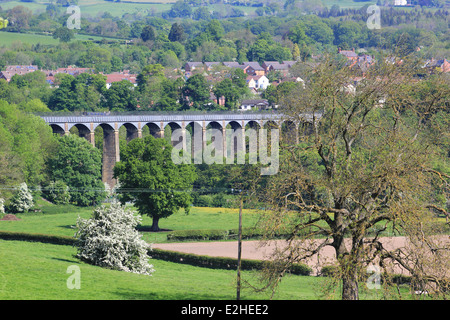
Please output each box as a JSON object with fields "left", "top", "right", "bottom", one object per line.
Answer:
{"left": 245, "top": 120, "right": 260, "bottom": 130}
{"left": 50, "top": 124, "right": 65, "bottom": 136}
{"left": 185, "top": 121, "right": 203, "bottom": 162}
{"left": 263, "top": 120, "right": 280, "bottom": 130}
{"left": 226, "top": 121, "right": 244, "bottom": 162}
{"left": 206, "top": 121, "right": 222, "bottom": 130}
{"left": 70, "top": 123, "right": 94, "bottom": 146}
{"left": 119, "top": 122, "right": 140, "bottom": 142}
{"left": 164, "top": 122, "right": 182, "bottom": 147}
{"left": 281, "top": 120, "right": 298, "bottom": 145}
{"left": 143, "top": 122, "right": 162, "bottom": 138}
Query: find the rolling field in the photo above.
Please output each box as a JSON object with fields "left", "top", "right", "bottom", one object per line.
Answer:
{"left": 0, "top": 31, "right": 60, "bottom": 46}
{"left": 0, "top": 239, "right": 329, "bottom": 300}
{"left": 0, "top": 199, "right": 422, "bottom": 300}
{"left": 0, "top": 0, "right": 377, "bottom": 19}
{"left": 0, "top": 30, "right": 123, "bottom": 47}
{"left": 0, "top": 0, "right": 176, "bottom": 17}
{"left": 0, "top": 201, "right": 329, "bottom": 300}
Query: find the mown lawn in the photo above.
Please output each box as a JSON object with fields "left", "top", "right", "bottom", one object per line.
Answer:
{"left": 0, "top": 239, "right": 326, "bottom": 300}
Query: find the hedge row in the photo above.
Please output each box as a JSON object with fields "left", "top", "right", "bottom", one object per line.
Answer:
{"left": 0, "top": 230, "right": 311, "bottom": 275}
{"left": 166, "top": 227, "right": 291, "bottom": 242}
{"left": 0, "top": 230, "right": 77, "bottom": 246}
{"left": 0, "top": 231, "right": 413, "bottom": 281}
{"left": 150, "top": 248, "right": 312, "bottom": 276}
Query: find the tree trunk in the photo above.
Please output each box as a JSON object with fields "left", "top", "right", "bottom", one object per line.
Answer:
{"left": 342, "top": 272, "right": 359, "bottom": 300}
{"left": 151, "top": 217, "right": 160, "bottom": 231}
{"left": 333, "top": 231, "right": 360, "bottom": 300}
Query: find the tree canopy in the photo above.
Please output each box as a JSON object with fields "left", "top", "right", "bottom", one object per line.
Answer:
{"left": 113, "top": 135, "right": 197, "bottom": 231}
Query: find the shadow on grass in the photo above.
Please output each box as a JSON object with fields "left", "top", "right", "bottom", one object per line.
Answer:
{"left": 136, "top": 225, "right": 173, "bottom": 233}
{"left": 51, "top": 257, "right": 80, "bottom": 264}
{"left": 113, "top": 288, "right": 232, "bottom": 300}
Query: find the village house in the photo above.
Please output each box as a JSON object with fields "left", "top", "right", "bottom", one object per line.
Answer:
{"left": 222, "top": 61, "right": 241, "bottom": 69}
{"left": 338, "top": 48, "right": 358, "bottom": 64}
{"left": 55, "top": 66, "right": 92, "bottom": 76}
{"left": 204, "top": 62, "right": 221, "bottom": 71}
{"left": 246, "top": 75, "right": 270, "bottom": 90}
{"left": 184, "top": 62, "right": 204, "bottom": 76}
{"left": 0, "top": 65, "right": 38, "bottom": 82}
{"left": 261, "top": 61, "right": 296, "bottom": 76}
{"left": 239, "top": 99, "right": 270, "bottom": 111}
{"left": 104, "top": 72, "right": 137, "bottom": 89}
{"left": 424, "top": 58, "right": 450, "bottom": 73}
{"left": 241, "top": 61, "right": 265, "bottom": 76}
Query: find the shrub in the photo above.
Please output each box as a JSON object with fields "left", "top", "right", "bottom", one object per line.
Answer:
{"left": 195, "top": 194, "right": 213, "bottom": 207}
{"left": 41, "top": 180, "right": 71, "bottom": 205}
{"left": 167, "top": 229, "right": 228, "bottom": 241}
{"left": 75, "top": 200, "right": 154, "bottom": 276}
{"left": 151, "top": 249, "right": 312, "bottom": 275}
{"left": 9, "top": 182, "right": 34, "bottom": 213}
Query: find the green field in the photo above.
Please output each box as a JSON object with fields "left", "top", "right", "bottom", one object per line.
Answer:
{"left": 0, "top": 0, "right": 174, "bottom": 17}
{"left": 0, "top": 31, "right": 60, "bottom": 46}
{"left": 0, "top": 30, "right": 123, "bottom": 47}
{"left": 0, "top": 239, "right": 329, "bottom": 300}
{"left": 0, "top": 0, "right": 376, "bottom": 18}
{"left": 0, "top": 198, "right": 419, "bottom": 300}
{"left": 0, "top": 201, "right": 262, "bottom": 243}
{"left": 0, "top": 201, "right": 327, "bottom": 300}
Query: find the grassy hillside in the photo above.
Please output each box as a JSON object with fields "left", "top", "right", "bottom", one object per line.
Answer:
{"left": 0, "top": 239, "right": 328, "bottom": 300}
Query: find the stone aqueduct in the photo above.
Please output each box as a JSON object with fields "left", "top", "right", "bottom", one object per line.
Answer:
{"left": 41, "top": 113, "right": 317, "bottom": 187}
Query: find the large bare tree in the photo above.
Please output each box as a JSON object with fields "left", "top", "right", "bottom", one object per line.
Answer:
{"left": 257, "top": 57, "right": 449, "bottom": 300}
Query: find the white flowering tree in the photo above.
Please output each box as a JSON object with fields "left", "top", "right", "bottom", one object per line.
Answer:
{"left": 75, "top": 200, "right": 154, "bottom": 276}
{"left": 10, "top": 182, "right": 34, "bottom": 213}
{"left": 0, "top": 198, "right": 4, "bottom": 214}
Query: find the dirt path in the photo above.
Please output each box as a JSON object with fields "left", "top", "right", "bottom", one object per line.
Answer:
{"left": 152, "top": 236, "right": 416, "bottom": 275}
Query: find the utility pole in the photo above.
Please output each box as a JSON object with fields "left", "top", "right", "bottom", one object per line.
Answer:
{"left": 237, "top": 192, "right": 243, "bottom": 300}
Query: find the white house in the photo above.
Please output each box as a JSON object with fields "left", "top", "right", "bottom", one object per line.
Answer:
{"left": 393, "top": 0, "right": 407, "bottom": 6}
{"left": 239, "top": 99, "right": 270, "bottom": 111}
{"left": 246, "top": 75, "right": 270, "bottom": 90}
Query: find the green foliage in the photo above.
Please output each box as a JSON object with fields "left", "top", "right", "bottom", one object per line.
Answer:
{"left": 52, "top": 27, "right": 74, "bottom": 42}
{"left": 102, "top": 80, "right": 137, "bottom": 111}
{"left": 141, "top": 25, "right": 156, "bottom": 42}
{"left": 46, "top": 134, "right": 105, "bottom": 207}
{"left": 0, "top": 100, "right": 56, "bottom": 191}
{"left": 168, "top": 22, "right": 185, "bottom": 42}
{"left": 47, "top": 73, "right": 107, "bottom": 112}
{"left": 0, "top": 230, "right": 77, "bottom": 246}
{"left": 182, "top": 74, "right": 210, "bottom": 109}
{"left": 41, "top": 180, "right": 71, "bottom": 205}
{"left": 113, "top": 135, "right": 197, "bottom": 231}
{"left": 152, "top": 248, "right": 312, "bottom": 276}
